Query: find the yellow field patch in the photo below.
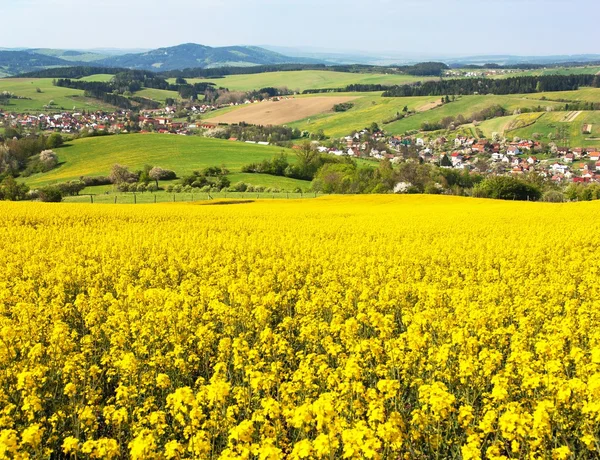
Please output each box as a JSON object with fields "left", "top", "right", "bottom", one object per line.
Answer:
{"left": 1, "top": 196, "right": 599, "bottom": 458}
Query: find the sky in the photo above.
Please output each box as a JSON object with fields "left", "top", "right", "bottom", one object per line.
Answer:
{"left": 2, "top": 0, "right": 599, "bottom": 57}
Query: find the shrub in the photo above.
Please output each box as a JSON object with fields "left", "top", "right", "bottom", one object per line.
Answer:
{"left": 38, "top": 186, "right": 63, "bottom": 202}
{"left": 473, "top": 176, "right": 541, "bottom": 201}
{"left": 542, "top": 190, "right": 565, "bottom": 203}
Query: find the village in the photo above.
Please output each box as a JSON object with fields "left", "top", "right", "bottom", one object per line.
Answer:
{"left": 1, "top": 105, "right": 599, "bottom": 185}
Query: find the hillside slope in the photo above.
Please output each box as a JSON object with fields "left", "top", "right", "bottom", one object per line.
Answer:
{"left": 98, "top": 43, "right": 322, "bottom": 71}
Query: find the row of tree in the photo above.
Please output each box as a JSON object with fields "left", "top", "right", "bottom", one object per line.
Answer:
{"left": 382, "top": 74, "right": 599, "bottom": 97}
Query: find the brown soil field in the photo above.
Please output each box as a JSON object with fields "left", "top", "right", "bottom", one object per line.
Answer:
{"left": 205, "top": 96, "right": 358, "bottom": 125}
{"left": 416, "top": 100, "right": 443, "bottom": 112}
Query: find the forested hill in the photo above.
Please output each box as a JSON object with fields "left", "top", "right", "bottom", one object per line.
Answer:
{"left": 95, "top": 44, "right": 324, "bottom": 71}
{"left": 0, "top": 51, "right": 83, "bottom": 76}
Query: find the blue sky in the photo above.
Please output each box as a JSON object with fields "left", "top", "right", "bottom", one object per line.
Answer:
{"left": 3, "top": 0, "right": 599, "bottom": 56}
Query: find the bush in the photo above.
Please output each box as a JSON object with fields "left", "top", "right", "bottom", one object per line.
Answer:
{"left": 46, "top": 133, "right": 64, "bottom": 149}
{"left": 473, "top": 176, "right": 541, "bottom": 201}
{"left": 149, "top": 167, "right": 177, "bottom": 183}
{"left": 542, "top": 190, "right": 565, "bottom": 203}
{"left": 38, "top": 186, "right": 63, "bottom": 202}
{"left": 80, "top": 176, "right": 112, "bottom": 187}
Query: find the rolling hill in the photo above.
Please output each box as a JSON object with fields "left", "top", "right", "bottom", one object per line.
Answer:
{"left": 96, "top": 43, "right": 324, "bottom": 71}
{"left": 0, "top": 51, "right": 80, "bottom": 77}
{"left": 24, "top": 134, "right": 310, "bottom": 191}
{"left": 0, "top": 44, "right": 324, "bottom": 77}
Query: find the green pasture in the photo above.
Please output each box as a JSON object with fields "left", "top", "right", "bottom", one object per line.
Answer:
{"left": 175, "top": 71, "right": 438, "bottom": 92}
{"left": 24, "top": 133, "right": 310, "bottom": 190}
{"left": 0, "top": 78, "right": 114, "bottom": 113}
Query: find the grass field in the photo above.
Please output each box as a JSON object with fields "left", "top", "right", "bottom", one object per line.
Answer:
{"left": 77, "top": 74, "right": 115, "bottom": 82}
{"left": 518, "top": 87, "right": 600, "bottom": 103}
{"left": 24, "top": 133, "right": 310, "bottom": 190}
{"left": 286, "top": 93, "right": 441, "bottom": 137}
{"left": 491, "top": 66, "right": 600, "bottom": 78}
{"left": 134, "top": 88, "right": 182, "bottom": 104}
{"left": 282, "top": 93, "right": 565, "bottom": 138}
{"left": 206, "top": 96, "right": 360, "bottom": 125}
{"left": 0, "top": 78, "right": 115, "bottom": 113}
{"left": 508, "top": 111, "right": 600, "bottom": 148}
{"left": 176, "top": 70, "right": 438, "bottom": 92}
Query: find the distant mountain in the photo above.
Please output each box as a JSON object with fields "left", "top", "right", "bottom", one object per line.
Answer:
{"left": 96, "top": 43, "right": 325, "bottom": 71}
{"left": 29, "top": 48, "right": 109, "bottom": 63}
{"left": 0, "top": 50, "right": 82, "bottom": 77}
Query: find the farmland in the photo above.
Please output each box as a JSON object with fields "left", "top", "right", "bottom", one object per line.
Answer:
{"left": 205, "top": 96, "right": 359, "bottom": 125}
{"left": 284, "top": 93, "right": 565, "bottom": 138}
{"left": 178, "top": 70, "right": 436, "bottom": 92}
{"left": 24, "top": 134, "right": 309, "bottom": 190}
{"left": 0, "top": 78, "right": 116, "bottom": 113}
{"left": 1, "top": 195, "right": 600, "bottom": 458}
{"left": 509, "top": 111, "right": 600, "bottom": 147}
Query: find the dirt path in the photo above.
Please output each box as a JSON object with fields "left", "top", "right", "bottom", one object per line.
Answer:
{"left": 205, "top": 96, "right": 359, "bottom": 125}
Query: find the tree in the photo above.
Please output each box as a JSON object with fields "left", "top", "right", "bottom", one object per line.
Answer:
{"left": 0, "top": 176, "right": 29, "bottom": 201}
{"left": 473, "top": 176, "right": 541, "bottom": 201}
{"left": 148, "top": 167, "right": 176, "bottom": 187}
{"left": 38, "top": 186, "right": 62, "bottom": 202}
{"left": 109, "top": 164, "right": 138, "bottom": 185}
{"left": 46, "top": 133, "right": 64, "bottom": 149}
{"left": 440, "top": 154, "right": 452, "bottom": 167}
{"left": 39, "top": 150, "right": 58, "bottom": 171}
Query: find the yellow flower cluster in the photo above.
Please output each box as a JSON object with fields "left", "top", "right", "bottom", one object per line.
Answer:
{"left": 0, "top": 195, "right": 599, "bottom": 459}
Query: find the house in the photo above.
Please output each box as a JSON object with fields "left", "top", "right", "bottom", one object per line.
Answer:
{"left": 451, "top": 152, "right": 464, "bottom": 166}
{"left": 507, "top": 146, "right": 520, "bottom": 156}
{"left": 564, "top": 154, "right": 574, "bottom": 163}
{"left": 589, "top": 152, "right": 600, "bottom": 161}
{"left": 472, "top": 141, "right": 488, "bottom": 153}
{"left": 527, "top": 156, "right": 538, "bottom": 165}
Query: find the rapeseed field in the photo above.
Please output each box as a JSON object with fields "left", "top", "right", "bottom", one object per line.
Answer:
{"left": 0, "top": 196, "right": 598, "bottom": 459}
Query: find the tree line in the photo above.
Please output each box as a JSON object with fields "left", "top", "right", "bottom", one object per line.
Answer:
{"left": 382, "top": 74, "right": 599, "bottom": 97}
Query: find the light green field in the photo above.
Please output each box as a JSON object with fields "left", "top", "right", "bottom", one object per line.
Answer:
{"left": 134, "top": 88, "right": 182, "bottom": 104}
{"left": 491, "top": 66, "right": 600, "bottom": 78}
{"left": 508, "top": 111, "right": 600, "bottom": 148}
{"left": 517, "top": 87, "right": 600, "bottom": 103}
{"left": 0, "top": 78, "right": 115, "bottom": 113}
{"left": 24, "top": 133, "right": 310, "bottom": 190}
{"left": 62, "top": 190, "right": 311, "bottom": 204}
{"left": 284, "top": 93, "right": 565, "bottom": 137}
{"left": 175, "top": 71, "right": 438, "bottom": 92}
{"left": 77, "top": 74, "right": 115, "bottom": 82}
{"left": 476, "top": 112, "right": 545, "bottom": 138}
{"left": 285, "top": 93, "right": 440, "bottom": 137}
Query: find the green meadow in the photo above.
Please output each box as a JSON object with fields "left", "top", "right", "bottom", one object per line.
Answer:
{"left": 0, "top": 78, "right": 115, "bottom": 113}
{"left": 24, "top": 133, "right": 310, "bottom": 190}
{"left": 177, "top": 70, "right": 437, "bottom": 92}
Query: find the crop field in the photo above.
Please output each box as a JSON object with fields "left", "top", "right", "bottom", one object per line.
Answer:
{"left": 0, "top": 78, "right": 116, "bottom": 113}
{"left": 281, "top": 93, "right": 564, "bottom": 138}
{"left": 76, "top": 74, "right": 115, "bottom": 82}
{"left": 178, "top": 70, "right": 438, "bottom": 92}
{"left": 1, "top": 195, "right": 600, "bottom": 458}
{"left": 285, "top": 94, "right": 441, "bottom": 137}
{"left": 520, "top": 87, "right": 600, "bottom": 103}
{"left": 24, "top": 134, "right": 309, "bottom": 190}
{"left": 509, "top": 111, "right": 600, "bottom": 147}
{"left": 205, "top": 96, "right": 359, "bottom": 125}
{"left": 134, "top": 88, "right": 182, "bottom": 104}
